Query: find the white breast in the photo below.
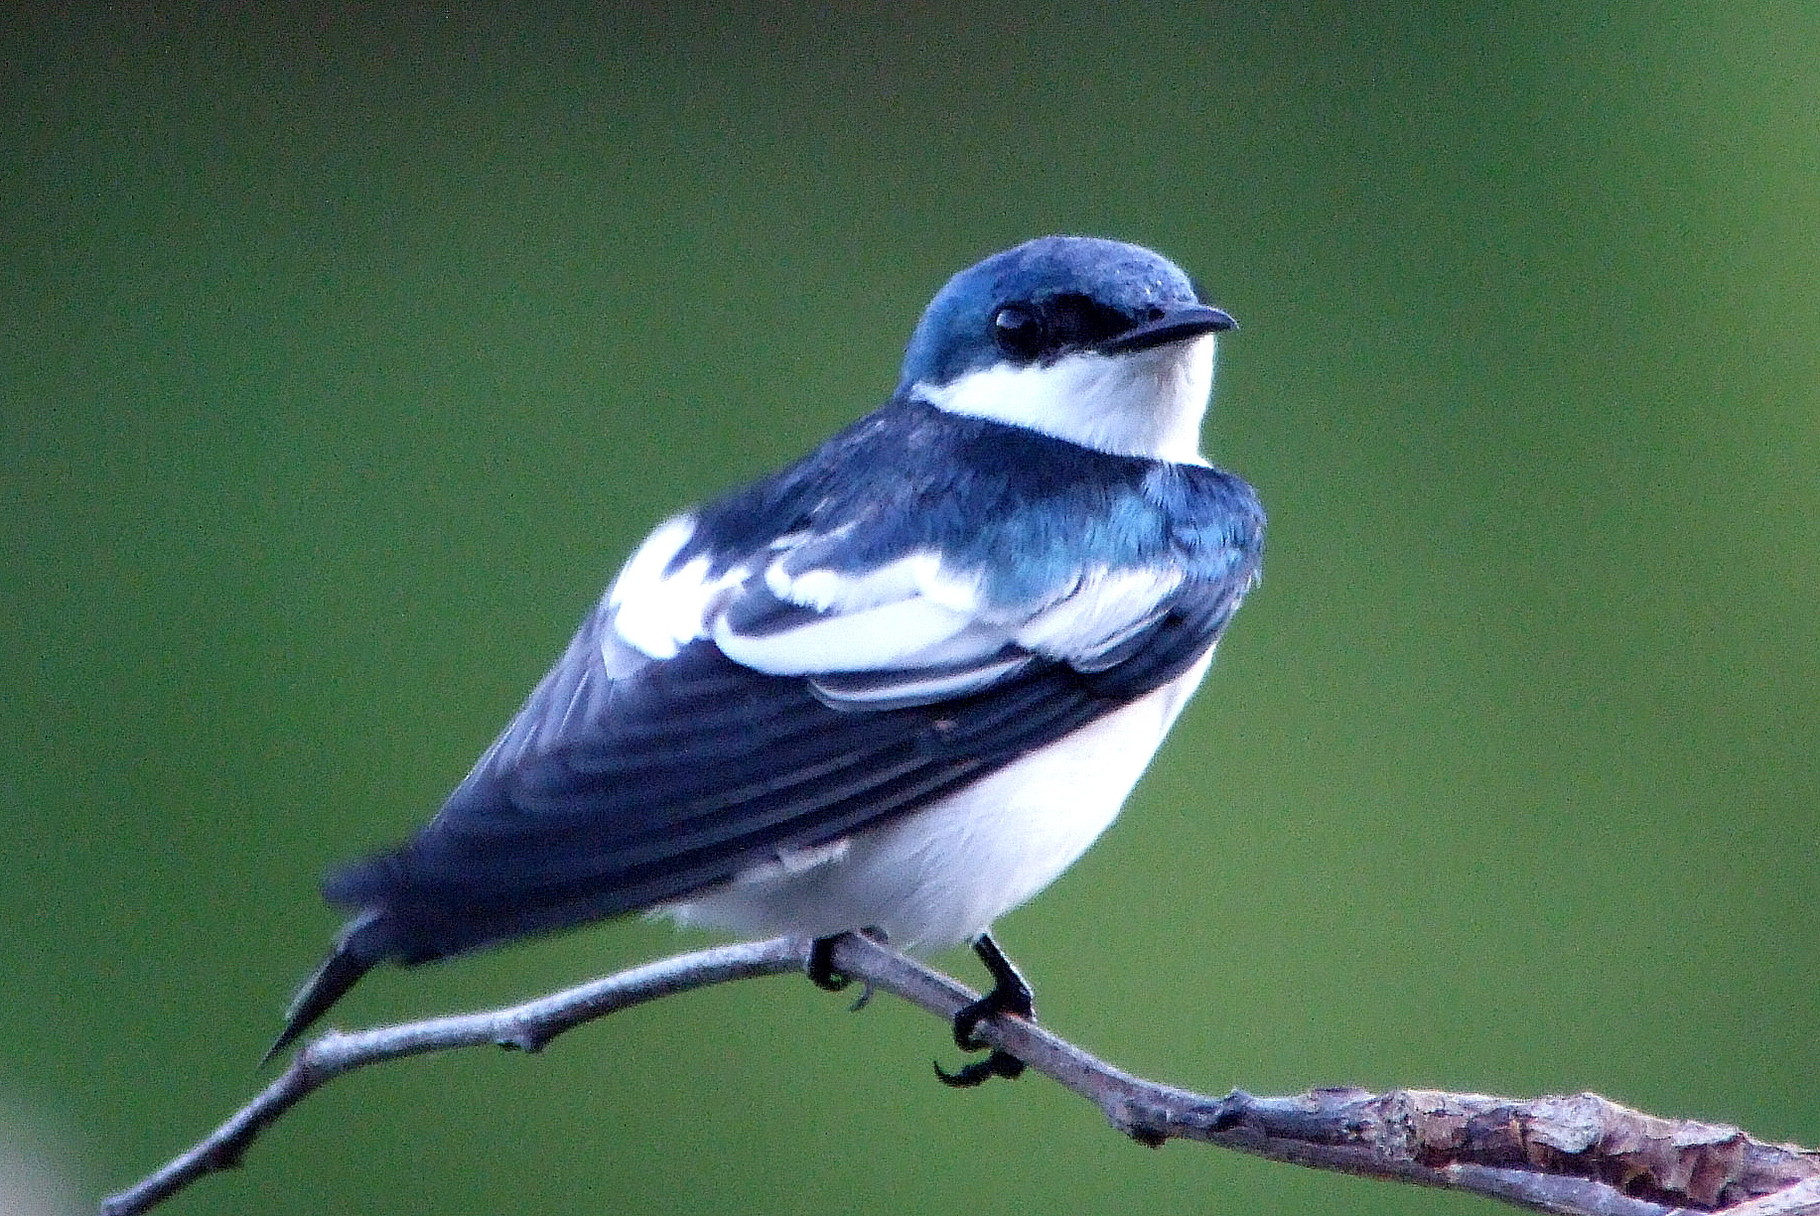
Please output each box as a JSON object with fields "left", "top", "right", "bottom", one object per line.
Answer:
{"left": 659, "top": 648, "right": 1216, "bottom": 950}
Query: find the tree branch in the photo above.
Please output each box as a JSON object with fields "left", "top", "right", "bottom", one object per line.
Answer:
{"left": 102, "top": 935, "right": 1820, "bottom": 1216}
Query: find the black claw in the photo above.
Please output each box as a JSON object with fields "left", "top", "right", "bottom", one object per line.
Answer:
{"left": 811, "top": 930, "right": 1032, "bottom": 1085}
{"left": 806, "top": 934, "right": 851, "bottom": 992}
{"left": 809, "top": 928, "right": 893, "bottom": 996}
{"left": 936, "top": 933, "right": 1035, "bottom": 1087}
{"left": 934, "top": 1049, "right": 1027, "bottom": 1088}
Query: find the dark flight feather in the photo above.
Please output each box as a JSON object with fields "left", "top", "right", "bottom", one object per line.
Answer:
{"left": 271, "top": 401, "right": 1262, "bottom": 1056}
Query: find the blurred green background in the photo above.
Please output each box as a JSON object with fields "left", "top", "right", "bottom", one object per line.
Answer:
{"left": 4, "top": 4, "right": 1816, "bottom": 1214}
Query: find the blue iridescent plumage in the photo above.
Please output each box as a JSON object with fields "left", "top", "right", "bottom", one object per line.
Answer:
{"left": 683, "top": 399, "right": 1260, "bottom": 613}
{"left": 268, "top": 235, "right": 1264, "bottom": 1063}
{"left": 900, "top": 236, "right": 1206, "bottom": 386}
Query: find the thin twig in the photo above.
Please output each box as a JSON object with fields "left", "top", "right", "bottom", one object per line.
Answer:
{"left": 101, "top": 936, "right": 1820, "bottom": 1216}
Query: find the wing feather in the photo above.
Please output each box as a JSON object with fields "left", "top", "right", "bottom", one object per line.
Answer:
{"left": 328, "top": 459, "right": 1259, "bottom": 965}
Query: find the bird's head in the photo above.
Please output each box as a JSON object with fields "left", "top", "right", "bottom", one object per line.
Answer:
{"left": 899, "top": 236, "right": 1236, "bottom": 463}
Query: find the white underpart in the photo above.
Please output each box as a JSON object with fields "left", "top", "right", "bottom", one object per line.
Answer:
{"left": 659, "top": 648, "right": 1216, "bottom": 950}
{"left": 606, "top": 491, "right": 1213, "bottom": 942}
{"left": 915, "top": 333, "right": 1217, "bottom": 463}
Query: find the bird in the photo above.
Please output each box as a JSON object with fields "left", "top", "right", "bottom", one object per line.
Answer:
{"left": 268, "top": 235, "right": 1265, "bottom": 1085}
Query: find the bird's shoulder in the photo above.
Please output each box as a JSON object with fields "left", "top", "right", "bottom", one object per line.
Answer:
{"left": 676, "top": 397, "right": 1263, "bottom": 604}
{"left": 587, "top": 399, "right": 1261, "bottom": 718}
{"left": 474, "top": 400, "right": 1262, "bottom": 776}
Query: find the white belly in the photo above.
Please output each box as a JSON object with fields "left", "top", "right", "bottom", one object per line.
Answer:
{"left": 660, "top": 650, "right": 1214, "bottom": 949}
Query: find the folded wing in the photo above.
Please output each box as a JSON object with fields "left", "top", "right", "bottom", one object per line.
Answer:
{"left": 326, "top": 511, "right": 1254, "bottom": 965}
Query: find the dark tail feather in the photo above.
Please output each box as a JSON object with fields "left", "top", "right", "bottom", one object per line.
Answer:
{"left": 260, "top": 911, "right": 390, "bottom": 1067}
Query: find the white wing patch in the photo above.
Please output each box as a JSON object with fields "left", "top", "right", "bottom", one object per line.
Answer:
{"left": 714, "top": 596, "right": 1005, "bottom": 674}
{"left": 608, "top": 515, "right": 747, "bottom": 661}
{"left": 721, "top": 549, "right": 1006, "bottom": 676}
{"left": 608, "top": 519, "right": 1186, "bottom": 707}
{"left": 1012, "top": 565, "right": 1184, "bottom": 663}
{"left": 767, "top": 550, "right": 986, "bottom": 615}
{"left": 720, "top": 543, "right": 1185, "bottom": 711}
{"left": 806, "top": 654, "right": 1032, "bottom": 708}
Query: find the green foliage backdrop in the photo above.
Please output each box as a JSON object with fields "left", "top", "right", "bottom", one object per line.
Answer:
{"left": 4, "top": 5, "right": 1815, "bottom": 1214}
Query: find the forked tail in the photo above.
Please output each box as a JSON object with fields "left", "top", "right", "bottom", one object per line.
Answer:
{"left": 260, "top": 911, "right": 390, "bottom": 1067}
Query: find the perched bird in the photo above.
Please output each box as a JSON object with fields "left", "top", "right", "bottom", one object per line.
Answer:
{"left": 270, "top": 235, "right": 1264, "bottom": 1084}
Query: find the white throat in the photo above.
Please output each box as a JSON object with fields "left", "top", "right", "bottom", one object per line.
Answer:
{"left": 914, "top": 334, "right": 1217, "bottom": 463}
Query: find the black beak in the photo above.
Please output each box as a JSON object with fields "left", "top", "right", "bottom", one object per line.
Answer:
{"left": 1098, "top": 303, "right": 1238, "bottom": 354}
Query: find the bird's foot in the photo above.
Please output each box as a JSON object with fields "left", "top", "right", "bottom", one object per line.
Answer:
{"left": 806, "top": 934, "right": 852, "bottom": 992}
{"left": 934, "top": 933, "right": 1033, "bottom": 1088}
{"left": 807, "top": 929, "right": 886, "bottom": 1011}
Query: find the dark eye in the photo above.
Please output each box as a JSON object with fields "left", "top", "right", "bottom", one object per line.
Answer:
{"left": 992, "top": 304, "right": 1048, "bottom": 361}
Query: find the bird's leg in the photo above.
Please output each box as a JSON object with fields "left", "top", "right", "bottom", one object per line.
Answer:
{"left": 934, "top": 933, "right": 1034, "bottom": 1088}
